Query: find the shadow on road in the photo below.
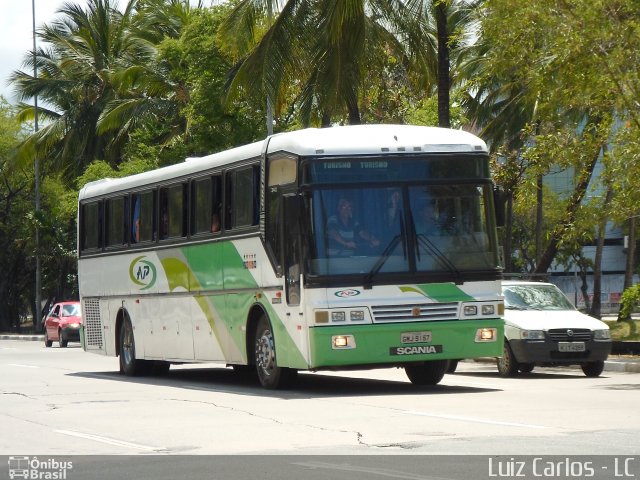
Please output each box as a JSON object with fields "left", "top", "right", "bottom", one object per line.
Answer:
{"left": 69, "top": 367, "right": 501, "bottom": 399}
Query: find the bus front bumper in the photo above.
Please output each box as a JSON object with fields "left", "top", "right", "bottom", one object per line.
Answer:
{"left": 308, "top": 319, "right": 504, "bottom": 369}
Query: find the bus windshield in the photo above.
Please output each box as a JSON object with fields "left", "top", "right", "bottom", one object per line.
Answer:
{"left": 306, "top": 183, "right": 499, "bottom": 281}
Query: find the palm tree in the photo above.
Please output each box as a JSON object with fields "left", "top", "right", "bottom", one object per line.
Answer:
{"left": 218, "top": 0, "right": 435, "bottom": 127}
{"left": 10, "top": 0, "right": 141, "bottom": 178}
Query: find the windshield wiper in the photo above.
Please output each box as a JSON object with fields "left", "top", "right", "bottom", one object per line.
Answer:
{"left": 415, "top": 234, "right": 462, "bottom": 279}
{"left": 363, "top": 235, "right": 401, "bottom": 289}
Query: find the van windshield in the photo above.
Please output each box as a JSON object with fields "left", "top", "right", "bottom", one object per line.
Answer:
{"left": 502, "top": 285, "right": 575, "bottom": 311}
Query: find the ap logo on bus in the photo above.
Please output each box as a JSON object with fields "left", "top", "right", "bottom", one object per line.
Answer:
{"left": 129, "top": 256, "right": 157, "bottom": 290}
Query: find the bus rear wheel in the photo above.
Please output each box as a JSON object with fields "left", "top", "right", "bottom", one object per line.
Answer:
{"left": 405, "top": 360, "right": 448, "bottom": 385}
{"left": 119, "top": 317, "right": 146, "bottom": 376}
{"left": 254, "top": 316, "right": 296, "bottom": 389}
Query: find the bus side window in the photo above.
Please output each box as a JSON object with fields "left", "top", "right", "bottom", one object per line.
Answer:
{"left": 159, "top": 184, "right": 187, "bottom": 239}
{"left": 226, "top": 165, "right": 259, "bottom": 230}
{"left": 106, "top": 196, "right": 126, "bottom": 247}
{"left": 192, "top": 177, "right": 212, "bottom": 235}
{"left": 212, "top": 175, "right": 222, "bottom": 233}
{"left": 81, "top": 201, "right": 102, "bottom": 252}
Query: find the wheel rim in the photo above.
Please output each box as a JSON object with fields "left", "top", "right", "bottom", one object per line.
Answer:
{"left": 122, "top": 322, "right": 134, "bottom": 366}
{"left": 256, "top": 328, "right": 276, "bottom": 378}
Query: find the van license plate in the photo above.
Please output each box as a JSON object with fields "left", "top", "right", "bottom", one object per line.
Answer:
{"left": 558, "top": 342, "right": 585, "bottom": 352}
{"left": 401, "top": 331, "right": 432, "bottom": 343}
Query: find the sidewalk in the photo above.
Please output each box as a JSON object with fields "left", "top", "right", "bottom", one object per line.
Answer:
{"left": 2, "top": 333, "right": 639, "bottom": 373}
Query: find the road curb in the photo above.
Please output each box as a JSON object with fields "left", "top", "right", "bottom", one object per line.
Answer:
{"left": 0, "top": 334, "right": 44, "bottom": 341}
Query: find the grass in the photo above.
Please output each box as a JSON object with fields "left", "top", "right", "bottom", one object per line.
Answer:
{"left": 604, "top": 320, "right": 640, "bottom": 341}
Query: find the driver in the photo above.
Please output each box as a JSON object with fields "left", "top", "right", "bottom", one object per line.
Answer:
{"left": 327, "top": 198, "right": 379, "bottom": 256}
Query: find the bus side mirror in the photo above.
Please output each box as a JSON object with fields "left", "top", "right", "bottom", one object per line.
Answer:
{"left": 493, "top": 187, "right": 506, "bottom": 227}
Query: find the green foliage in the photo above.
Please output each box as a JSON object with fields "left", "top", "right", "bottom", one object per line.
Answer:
{"left": 619, "top": 284, "right": 640, "bottom": 321}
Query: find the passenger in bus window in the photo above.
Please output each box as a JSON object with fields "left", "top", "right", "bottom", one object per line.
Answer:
{"left": 386, "top": 190, "right": 402, "bottom": 228}
{"left": 415, "top": 202, "right": 438, "bottom": 235}
{"left": 327, "top": 198, "right": 379, "bottom": 256}
{"left": 160, "top": 210, "right": 169, "bottom": 239}
{"left": 131, "top": 195, "right": 141, "bottom": 243}
{"left": 211, "top": 213, "right": 221, "bottom": 233}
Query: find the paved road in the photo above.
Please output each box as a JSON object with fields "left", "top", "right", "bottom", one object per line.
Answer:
{"left": 1, "top": 339, "right": 639, "bottom": 459}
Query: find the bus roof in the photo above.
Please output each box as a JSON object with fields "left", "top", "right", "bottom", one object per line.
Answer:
{"left": 79, "top": 124, "right": 487, "bottom": 200}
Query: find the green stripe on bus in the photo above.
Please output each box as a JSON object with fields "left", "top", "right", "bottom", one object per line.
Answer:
{"left": 401, "top": 283, "right": 475, "bottom": 302}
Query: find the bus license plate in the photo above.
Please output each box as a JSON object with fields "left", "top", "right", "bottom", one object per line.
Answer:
{"left": 401, "top": 331, "right": 432, "bottom": 344}
{"left": 558, "top": 342, "right": 586, "bottom": 352}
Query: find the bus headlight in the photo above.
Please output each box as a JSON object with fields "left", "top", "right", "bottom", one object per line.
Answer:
{"left": 331, "top": 311, "right": 346, "bottom": 322}
{"left": 464, "top": 305, "right": 478, "bottom": 316}
{"left": 350, "top": 310, "right": 365, "bottom": 322}
{"left": 332, "top": 335, "right": 356, "bottom": 349}
{"left": 475, "top": 328, "right": 497, "bottom": 342}
{"left": 481, "top": 305, "right": 495, "bottom": 315}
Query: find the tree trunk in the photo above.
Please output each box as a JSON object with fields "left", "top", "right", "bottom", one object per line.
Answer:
{"left": 436, "top": 1, "right": 450, "bottom": 128}
{"left": 624, "top": 216, "right": 636, "bottom": 290}
{"left": 503, "top": 191, "right": 514, "bottom": 272}
{"left": 590, "top": 187, "right": 613, "bottom": 318}
{"left": 346, "top": 98, "right": 361, "bottom": 125}
{"left": 534, "top": 142, "right": 603, "bottom": 274}
{"left": 535, "top": 174, "right": 543, "bottom": 265}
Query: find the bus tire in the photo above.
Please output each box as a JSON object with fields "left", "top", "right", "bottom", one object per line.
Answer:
{"left": 119, "top": 317, "right": 146, "bottom": 376}
{"left": 497, "top": 340, "right": 519, "bottom": 377}
{"left": 446, "top": 360, "right": 459, "bottom": 374}
{"left": 405, "top": 360, "right": 448, "bottom": 385}
{"left": 254, "top": 316, "right": 296, "bottom": 389}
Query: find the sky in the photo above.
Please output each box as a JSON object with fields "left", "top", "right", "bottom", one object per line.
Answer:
{"left": 0, "top": 1, "right": 85, "bottom": 103}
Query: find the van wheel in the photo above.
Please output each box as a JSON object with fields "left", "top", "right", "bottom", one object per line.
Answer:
{"left": 497, "top": 340, "right": 519, "bottom": 377}
{"left": 254, "top": 316, "right": 296, "bottom": 389}
{"left": 119, "top": 317, "right": 147, "bottom": 376}
{"left": 519, "top": 363, "right": 535, "bottom": 374}
{"left": 581, "top": 361, "right": 604, "bottom": 377}
{"left": 405, "top": 360, "right": 448, "bottom": 385}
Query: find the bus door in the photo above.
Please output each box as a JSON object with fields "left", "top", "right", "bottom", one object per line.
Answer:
{"left": 282, "top": 194, "right": 302, "bottom": 306}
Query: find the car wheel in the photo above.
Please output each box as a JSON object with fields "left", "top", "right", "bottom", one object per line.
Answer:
{"left": 254, "top": 315, "right": 296, "bottom": 389}
{"left": 519, "top": 363, "right": 535, "bottom": 374}
{"left": 405, "top": 360, "right": 448, "bottom": 385}
{"left": 581, "top": 360, "right": 604, "bottom": 377}
{"left": 44, "top": 329, "right": 52, "bottom": 348}
{"left": 119, "top": 317, "right": 147, "bottom": 376}
{"left": 59, "top": 329, "right": 68, "bottom": 348}
{"left": 446, "top": 359, "right": 459, "bottom": 374}
{"left": 497, "top": 340, "right": 519, "bottom": 377}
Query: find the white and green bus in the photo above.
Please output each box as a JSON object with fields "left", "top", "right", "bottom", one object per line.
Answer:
{"left": 78, "top": 124, "right": 504, "bottom": 389}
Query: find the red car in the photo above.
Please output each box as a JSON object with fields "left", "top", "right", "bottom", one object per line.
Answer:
{"left": 44, "top": 301, "right": 82, "bottom": 348}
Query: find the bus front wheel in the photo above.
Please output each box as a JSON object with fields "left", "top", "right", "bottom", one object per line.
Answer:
{"left": 254, "top": 316, "right": 296, "bottom": 389}
{"left": 405, "top": 360, "right": 448, "bottom": 385}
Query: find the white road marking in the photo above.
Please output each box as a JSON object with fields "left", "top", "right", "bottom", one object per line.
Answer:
{"left": 54, "top": 429, "right": 163, "bottom": 451}
{"left": 7, "top": 364, "right": 38, "bottom": 368}
{"left": 402, "top": 410, "right": 547, "bottom": 429}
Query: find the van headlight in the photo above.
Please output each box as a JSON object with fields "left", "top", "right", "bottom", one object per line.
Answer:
{"left": 520, "top": 330, "right": 545, "bottom": 340}
{"left": 593, "top": 329, "right": 611, "bottom": 340}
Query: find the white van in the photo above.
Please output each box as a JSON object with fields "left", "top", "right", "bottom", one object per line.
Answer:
{"left": 499, "top": 281, "right": 612, "bottom": 377}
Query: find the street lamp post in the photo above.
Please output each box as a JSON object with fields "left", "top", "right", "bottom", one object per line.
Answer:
{"left": 32, "top": 0, "right": 42, "bottom": 332}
